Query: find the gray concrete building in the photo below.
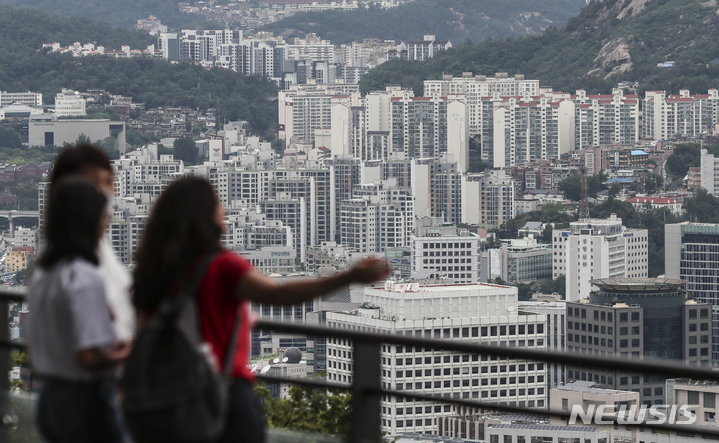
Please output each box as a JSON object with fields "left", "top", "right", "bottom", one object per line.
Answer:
{"left": 28, "top": 114, "right": 126, "bottom": 151}
{"left": 566, "top": 278, "right": 712, "bottom": 406}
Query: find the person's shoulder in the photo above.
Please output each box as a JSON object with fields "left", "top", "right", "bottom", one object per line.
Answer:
{"left": 60, "top": 258, "right": 104, "bottom": 291}
{"left": 211, "top": 250, "right": 252, "bottom": 274}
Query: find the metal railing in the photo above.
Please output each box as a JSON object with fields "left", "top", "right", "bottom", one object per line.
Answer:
{"left": 5, "top": 289, "right": 719, "bottom": 443}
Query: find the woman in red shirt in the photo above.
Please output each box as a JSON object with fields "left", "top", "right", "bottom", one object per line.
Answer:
{"left": 132, "top": 176, "right": 390, "bottom": 442}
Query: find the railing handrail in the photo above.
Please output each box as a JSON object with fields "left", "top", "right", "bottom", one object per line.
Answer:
{"left": 256, "top": 373, "right": 719, "bottom": 438}
{"left": 254, "top": 319, "right": 719, "bottom": 383}
{"left": 7, "top": 289, "right": 719, "bottom": 440}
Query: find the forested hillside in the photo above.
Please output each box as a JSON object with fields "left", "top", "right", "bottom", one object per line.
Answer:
{"left": 0, "top": 7, "right": 278, "bottom": 135}
{"left": 261, "top": 0, "right": 588, "bottom": 45}
{"left": 360, "top": 0, "right": 719, "bottom": 95}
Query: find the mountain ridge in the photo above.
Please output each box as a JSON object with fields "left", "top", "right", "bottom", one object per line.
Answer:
{"left": 359, "top": 0, "right": 719, "bottom": 95}
{"left": 260, "top": 0, "right": 589, "bottom": 46}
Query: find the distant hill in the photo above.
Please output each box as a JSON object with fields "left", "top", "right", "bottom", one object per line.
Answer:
{"left": 261, "top": 0, "right": 589, "bottom": 45}
{"left": 0, "top": 7, "right": 278, "bottom": 135}
{"left": 359, "top": 0, "right": 719, "bottom": 96}
{"left": 0, "top": 0, "right": 209, "bottom": 29}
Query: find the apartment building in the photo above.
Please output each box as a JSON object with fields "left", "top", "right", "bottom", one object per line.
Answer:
{"left": 701, "top": 148, "right": 719, "bottom": 197}
{"left": 326, "top": 281, "right": 549, "bottom": 437}
{"left": 279, "top": 83, "right": 359, "bottom": 145}
{"left": 573, "top": 89, "right": 639, "bottom": 149}
{"left": 492, "top": 94, "right": 575, "bottom": 168}
{"left": 553, "top": 214, "right": 648, "bottom": 301}
{"left": 643, "top": 89, "right": 719, "bottom": 140}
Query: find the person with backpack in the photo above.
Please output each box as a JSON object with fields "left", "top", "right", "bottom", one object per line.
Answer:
{"left": 27, "top": 178, "right": 131, "bottom": 443}
{"left": 129, "top": 176, "right": 390, "bottom": 443}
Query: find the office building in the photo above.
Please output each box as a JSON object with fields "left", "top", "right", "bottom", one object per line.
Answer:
{"left": 665, "top": 222, "right": 719, "bottom": 365}
{"left": 566, "top": 277, "right": 712, "bottom": 405}
{"left": 54, "top": 89, "right": 86, "bottom": 117}
{"left": 326, "top": 281, "right": 549, "bottom": 437}
{"left": 518, "top": 301, "right": 567, "bottom": 391}
{"left": 0, "top": 91, "right": 42, "bottom": 108}
{"left": 28, "top": 114, "right": 126, "bottom": 151}
{"left": 410, "top": 223, "right": 480, "bottom": 284}
{"left": 553, "top": 214, "right": 648, "bottom": 301}
{"left": 481, "top": 236, "right": 552, "bottom": 285}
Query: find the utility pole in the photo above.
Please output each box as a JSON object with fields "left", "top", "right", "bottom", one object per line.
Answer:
{"left": 579, "top": 166, "right": 590, "bottom": 221}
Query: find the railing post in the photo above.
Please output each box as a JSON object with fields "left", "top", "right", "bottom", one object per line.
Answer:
{"left": 351, "top": 339, "right": 381, "bottom": 443}
{"left": 0, "top": 297, "right": 12, "bottom": 443}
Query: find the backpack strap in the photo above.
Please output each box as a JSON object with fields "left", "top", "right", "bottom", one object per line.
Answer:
{"left": 179, "top": 253, "right": 219, "bottom": 299}
{"left": 184, "top": 252, "right": 241, "bottom": 380}
{"left": 223, "top": 312, "right": 241, "bottom": 380}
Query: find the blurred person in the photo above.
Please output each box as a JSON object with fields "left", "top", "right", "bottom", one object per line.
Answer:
{"left": 49, "top": 143, "right": 134, "bottom": 342}
{"left": 28, "top": 178, "right": 131, "bottom": 443}
{"left": 132, "top": 176, "right": 390, "bottom": 442}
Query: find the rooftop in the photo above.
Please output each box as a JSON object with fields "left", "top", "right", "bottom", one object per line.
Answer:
{"left": 589, "top": 277, "right": 686, "bottom": 291}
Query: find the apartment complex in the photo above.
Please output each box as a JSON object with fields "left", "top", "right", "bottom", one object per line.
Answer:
{"left": 643, "top": 89, "right": 719, "bottom": 140}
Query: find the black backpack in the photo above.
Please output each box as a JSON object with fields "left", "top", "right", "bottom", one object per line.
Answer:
{"left": 121, "top": 254, "right": 240, "bottom": 443}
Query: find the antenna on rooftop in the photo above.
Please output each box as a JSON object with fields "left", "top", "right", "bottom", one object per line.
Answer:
{"left": 579, "top": 165, "right": 590, "bottom": 221}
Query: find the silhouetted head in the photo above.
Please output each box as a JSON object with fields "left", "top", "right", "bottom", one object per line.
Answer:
{"left": 50, "top": 143, "right": 114, "bottom": 195}
{"left": 133, "top": 176, "right": 223, "bottom": 310}
{"left": 38, "top": 177, "right": 107, "bottom": 268}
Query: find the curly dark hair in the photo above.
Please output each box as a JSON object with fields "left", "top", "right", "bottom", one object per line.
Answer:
{"left": 132, "top": 176, "right": 223, "bottom": 310}
{"left": 38, "top": 177, "right": 107, "bottom": 268}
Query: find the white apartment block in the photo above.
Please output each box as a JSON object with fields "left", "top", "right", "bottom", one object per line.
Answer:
{"left": 405, "top": 35, "right": 452, "bottom": 60}
{"left": 0, "top": 91, "right": 42, "bottom": 107}
{"left": 424, "top": 72, "right": 540, "bottom": 99}
{"left": 390, "top": 95, "right": 469, "bottom": 171}
{"left": 462, "top": 169, "right": 516, "bottom": 228}
{"left": 643, "top": 89, "right": 719, "bottom": 140}
{"left": 410, "top": 231, "right": 480, "bottom": 284}
{"left": 326, "top": 281, "right": 549, "bottom": 437}
{"left": 701, "top": 148, "right": 719, "bottom": 197}
{"left": 552, "top": 214, "right": 648, "bottom": 301}
{"left": 54, "top": 89, "right": 86, "bottom": 117}
{"left": 492, "top": 94, "right": 575, "bottom": 168}
{"left": 286, "top": 33, "right": 334, "bottom": 63}
{"left": 574, "top": 89, "right": 639, "bottom": 149}
{"left": 331, "top": 87, "right": 469, "bottom": 171}
{"left": 340, "top": 184, "right": 413, "bottom": 254}
{"left": 279, "top": 84, "right": 359, "bottom": 145}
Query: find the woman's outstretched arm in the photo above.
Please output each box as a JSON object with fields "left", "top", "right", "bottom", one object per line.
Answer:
{"left": 236, "top": 257, "right": 391, "bottom": 306}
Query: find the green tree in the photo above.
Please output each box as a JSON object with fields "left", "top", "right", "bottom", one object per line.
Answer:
{"left": 254, "top": 382, "right": 351, "bottom": 440}
{"left": 0, "top": 127, "right": 22, "bottom": 149}
{"left": 665, "top": 144, "right": 701, "bottom": 179}
{"left": 173, "top": 137, "right": 199, "bottom": 165}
